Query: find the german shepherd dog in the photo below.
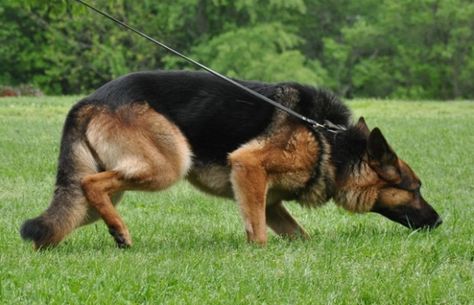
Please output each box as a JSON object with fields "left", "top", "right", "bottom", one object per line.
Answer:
{"left": 20, "top": 71, "right": 442, "bottom": 249}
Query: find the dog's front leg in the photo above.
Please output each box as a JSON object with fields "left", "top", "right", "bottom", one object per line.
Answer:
{"left": 229, "top": 149, "right": 268, "bottom": 245}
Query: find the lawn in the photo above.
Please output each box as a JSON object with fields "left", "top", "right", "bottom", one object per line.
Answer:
{"left": 0, "top": 96, "right": 473, "bottom": 304}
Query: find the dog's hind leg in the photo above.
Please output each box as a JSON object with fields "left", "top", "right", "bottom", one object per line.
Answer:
{"left": 81, "top": 159, "right": 187, "bottom": 247}
{"left": 266, "top": 202, "right": 309, "bottom": 240}
{"left": 82, "top": 103, "right": 192, "bottom": 247}
{"left": 81, "top": 171, "right": 132, "bottom": 247}
{"left": 80, "top": 191, "right": 124, "bottom": 226}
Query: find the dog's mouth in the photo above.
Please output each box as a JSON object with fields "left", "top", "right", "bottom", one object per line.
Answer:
{"left": 372, "top": 203, "right": 442, "bottom": 230}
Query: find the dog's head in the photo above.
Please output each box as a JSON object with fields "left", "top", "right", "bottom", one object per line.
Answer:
{"left": 335, "top": 117, "right": 442, "bottom": 230}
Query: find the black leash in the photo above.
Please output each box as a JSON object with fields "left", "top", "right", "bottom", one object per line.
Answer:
{"left": 73, "top": 0, "right": 346, "bottom": 133}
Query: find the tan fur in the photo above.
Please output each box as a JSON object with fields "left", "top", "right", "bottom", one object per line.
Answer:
{"left": 72, "top": 141, "right": 99, "bottom": 176}
{"left": 297, "top": 133, "right": 336, "bottom": 207}
{"left": 228, "top": 123, "right": 323, "bottom": 244}
{"left": 333, "top": 155, "right": 423, "bottom": 213}
{"left": 86, "top": 103, "right": 192, "bottom": 182}
{"left": 81, "top": 171, "right": 132, "bottom": 245}
{"left": 334, "top": 161, "right": 380, "bottom": 213}
{"left": 80, "top": 102, "right": 192, "bottom": 246}
{"left": 378, "top": 188, "right": 414, "bottom": 207}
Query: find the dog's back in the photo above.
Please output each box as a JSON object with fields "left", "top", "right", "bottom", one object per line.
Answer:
{"left": 88, "top": 70, "right": 350, "bottom": 163}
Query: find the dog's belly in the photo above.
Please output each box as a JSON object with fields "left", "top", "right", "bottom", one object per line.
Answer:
{"left": 186, "top": 163, "right": 296, "bottom": 204}
{"left": 187, "top": 164, "right": 234, "bottom": 198}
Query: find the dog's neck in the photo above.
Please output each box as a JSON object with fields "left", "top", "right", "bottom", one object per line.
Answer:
{"left": 295, "top": 128, "right": 337, "bottom": 207}
{"left": 328, "top": 127, "right": 378, "bottom": 212}
{"left": 329, "top": 126, "right": 368, "bottom": 182}
{"left": 294, "top": 124, "right": 378, "bottom": 212}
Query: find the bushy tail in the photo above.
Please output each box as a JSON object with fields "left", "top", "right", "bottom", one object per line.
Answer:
{"left": 20, "top": 217, "right": 55, "bottom": 246}
{"left": 20, "top": 187, "right": 91, "bottom": 249}
{"left": 20, "top": 101, "right": 97, "bottom": 249}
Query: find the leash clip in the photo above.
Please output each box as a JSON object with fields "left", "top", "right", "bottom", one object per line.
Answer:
{"left": 309, "top": 119, "right": 347, "bottom": 134}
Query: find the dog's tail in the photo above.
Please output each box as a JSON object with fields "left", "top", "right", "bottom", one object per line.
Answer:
{"left": 20, "top": 101, "right": 98, "bottom": 249}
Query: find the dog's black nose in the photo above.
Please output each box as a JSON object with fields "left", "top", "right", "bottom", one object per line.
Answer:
{"left": 433, "top": 216, "right": 443, "bottom": 228}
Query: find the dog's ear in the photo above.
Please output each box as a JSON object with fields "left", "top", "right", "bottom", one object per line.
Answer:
{"left": 356, "top": 116, "right": 370, "bottom": 136}
{"left": 367, "top": 128, "right": 400, "bottom": 181}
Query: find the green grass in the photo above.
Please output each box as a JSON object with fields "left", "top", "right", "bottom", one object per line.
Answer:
{"left": 0, "top": 96, "right": 473, "bottom": 305}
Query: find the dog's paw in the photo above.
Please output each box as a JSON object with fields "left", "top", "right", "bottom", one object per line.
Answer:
{"left": 108, "top": 228, "right": 132, "bottom": 248}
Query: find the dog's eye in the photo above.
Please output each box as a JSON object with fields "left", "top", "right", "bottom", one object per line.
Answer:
{"left": 413, "top": 189, "right": 421, "bottom": 199}
{"left": 405, "top": 181, "right": 421, "bottom": 193}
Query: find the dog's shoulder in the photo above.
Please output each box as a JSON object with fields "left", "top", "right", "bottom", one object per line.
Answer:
{"left": 279, "top": 82, "right": 352, "bottom": 127}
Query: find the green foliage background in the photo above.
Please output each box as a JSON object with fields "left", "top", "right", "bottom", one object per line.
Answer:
{"left": 1, "top": 0, "right": 473, "bottom": 99}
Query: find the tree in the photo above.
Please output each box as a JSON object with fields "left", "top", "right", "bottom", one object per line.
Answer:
{"left": 0, "top": 0, "right": 473, "bottom": 99}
